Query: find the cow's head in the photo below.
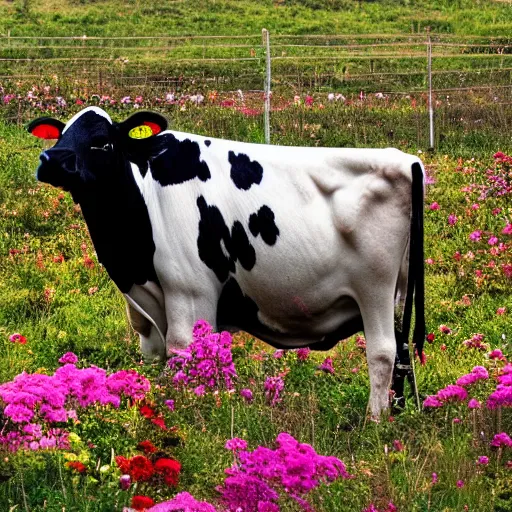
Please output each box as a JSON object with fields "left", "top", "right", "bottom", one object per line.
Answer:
{"left": 27, "top": 107, "right": 168, "bottom": 193}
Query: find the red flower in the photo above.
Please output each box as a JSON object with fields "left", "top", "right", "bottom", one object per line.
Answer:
{"left": 151, "top": 416, "right": 167, "bottom": 430}
{"left": 129, "top": 455, "right": 154, "bottom": 482}
{"left": 137, "top": 440, "right": 157, "bottom": 454}
{"left": 154, "top": 457, "right": 181, "bottom": 486}
{"left": 9, "top": 333, "right": 27, "bottom": 344}
{"left": 65, "top": 461, "right": 87, "bottom": 473}
{"left": 115, "top": 456, "right": 130, "bottom": 474}
{"left": 139, "top": 404, "right": 155, "bottom": 419}
{"left": 426, "top": 333, "right": 435, "bottom": 343}
{"left": 131, "top": 495, "right": 155, "bottom": 511}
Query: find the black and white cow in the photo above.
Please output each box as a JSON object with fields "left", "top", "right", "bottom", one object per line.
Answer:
{"left": 28, "top": 106, "right": 426, "bottom": 418}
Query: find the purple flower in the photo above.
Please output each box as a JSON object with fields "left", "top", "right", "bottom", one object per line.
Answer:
{"left": 488, "top": 236, "right": 499, "bottom": 245}
{"left": 264, "top": 376, "right": 285, "bottom": 407}
{"left": 119, "top": 474, "right": 131, "bottom": 490}
{"left": 58, "top": 352, "right": 78, "bottom": 365}
{"left": 477, "top": 456, "right": 489, "bottom": 465}
{"left": 318, "top": 357, "right": 335, "bottom": 374}
{"left": 272, "top": 350, "right": 285, "bottom": 359}
{"left": 168, "top": 321, "right": 237, "bottom": 394}
{"left": 240, "top": 388, "right": 254, "bottom": 403}
{"left": 448, "top": 214, "right": 457, "bottom": 225}
{"left": 432, "top": 472, "right": 438, "bottom": 484}
{"left": 165, "top": 399, "right": 175, "bottom": 411}
{"left": 469, "top": 230, "right": 482, "bottom": 242}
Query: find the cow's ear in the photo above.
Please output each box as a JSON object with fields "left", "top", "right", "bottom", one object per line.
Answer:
{"left": 27, "top": 117, "right": 65, "bottom": 140}
{"left": 118, "top": 111, "right": 168, "bottom": 140}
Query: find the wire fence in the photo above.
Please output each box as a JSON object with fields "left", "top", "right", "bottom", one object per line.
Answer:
{"left": 2, "top": 31, "right": 512, "bottom": 150}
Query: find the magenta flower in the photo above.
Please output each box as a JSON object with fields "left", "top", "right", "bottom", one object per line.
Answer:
{"left": 58, "top": 352, "right": 78, "bottom": 365}
{"left": 240, "top": 388, "right": 254, "bottom": 403}
{"left": 432, "top": 472, "right": 438, "bottom": 484}
{"left": 477, "top": 456, "right": 489, "bottom": 465}
{"left": 488, "top": 236, "right": 499, "bottom": 245}
{"left": 490, "top": 432, "right": 512, "bottom": 447}
{"left": 164, "top": 399, "right": 175, "bottom": 411}
{"left": 225, "top": 438, "right": 248, "bottom": 452}
{"left": 448, "top": 214, "right": 457, "bottom": 225}
{"left": 429, "top": 202, "right": 440, "bottom": 210}
{"left": 456, "top": 480, "right": 464, "bottom": 488}
{"left": 423, "top": 395, "right": 443, "bottom": 408}
{"left": 437, "top": 385, "right": 468, "bottom": 403}
{"left": 468, "top": 399, "right": 481, "bottom": 409}
{"left": 296, "top": 348, "right": 310, "bottom": 361}
{"left": 148, "top": 492, "right": 216, "bottom": 512}
{"left": 456, "top": 366, "right": 489, "bottom": 387}
{"left": 469, "top": 230, "right": 482, "bottom": 242}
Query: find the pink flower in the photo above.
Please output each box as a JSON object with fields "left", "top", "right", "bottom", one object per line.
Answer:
{"left": 119, "top": 474, "right": 131, "bottom": 490}
{"left": 432, "top": 472, "right": 438, "bottom": 484}
{"left": 58, "top": 352, "right": 78, "bottom": 365}
{"left": 468, "top": 399, "right": 481, "bottom": 409}
{"left": 439, "top": 325, "right": 452, "bottom": 335}
{"left": 469, "top": 230, "right": 482, "bottom": 242}
{"left": 9, "top": 333, "right": 27, "bottom": 344}
{"left": 296, "top": 348, "right": 310, "bottom": 361}
{"left": 502, "top": 223, "right": 512, "bottom": 235}
{"left": 488, "top": 236, "right": 499, "bottom": 245}
{"left": 496, "top": 307, "right": 506, "bottom": 316}
{"left": 423, "top": 395, "right": 443, "bottom": 407}
{"left": 448, "top": 214, "right": 457, "bottom": 225}
{"left": 393, "top": 440, "right": 404, "bottom": 452}
{"left": 429, "top": 202, "right": 440, "bottom": 210}
{"left": 489, "top": 349, "right": 505, "bottom": 360}
{"left": 477, "top": 456, "right": 489, "bottom": 465}
{"left": 456, "top": 480, "right": 464, "bottom": 488}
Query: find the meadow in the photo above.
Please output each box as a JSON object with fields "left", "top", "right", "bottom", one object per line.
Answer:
{"left": 1, "top": 0, "right": 512, "bottom": 511}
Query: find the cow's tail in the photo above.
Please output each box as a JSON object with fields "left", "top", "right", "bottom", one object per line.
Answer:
{"left": 392, "top": 161, "right": 426, "bottom": 410}
{"left": 401, "top": 162, "right": 426, "bottom": 361}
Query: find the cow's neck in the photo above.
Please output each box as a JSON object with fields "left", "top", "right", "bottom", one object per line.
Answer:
{"left": 74, "top": 161, "right": 159, "bottom": 294}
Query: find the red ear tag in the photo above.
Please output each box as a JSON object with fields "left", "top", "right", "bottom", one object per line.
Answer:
{"left": 143, "top": 121, "right": 161, "bottom": 135}
{"left": 32, "top": 124, "right": 61, "bottom": 140}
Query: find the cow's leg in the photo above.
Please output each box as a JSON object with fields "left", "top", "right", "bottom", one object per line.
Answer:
{"left": 357, "top": 290, "right": 397, "bottom": 420}
{"left": 162, "top": 290, "right": 218, "bottom": 356}
{"left": 126, "top": 303, "right": 166, "bottom": 360}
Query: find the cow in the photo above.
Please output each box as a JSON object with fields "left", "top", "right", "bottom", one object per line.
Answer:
{"left": 27, "top": 106, "right": 426, "bottom": 418}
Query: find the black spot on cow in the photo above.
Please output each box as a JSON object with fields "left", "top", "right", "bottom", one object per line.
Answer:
{"left": 228, "top": 151, "right": 263, "bottom": 190}
{"left": 231, "top": 221, "right": 256, "bottom": 271}
{"left": 145, "top": 133, "right": 211, "bottom": 186}
{"left": 248, "top": 205, "right": 279, "bottom": 245}
{"left": 204, "top": 140, "right": 211, "bottom": 147}
{"left": 196, "top": 197, "right": 256, "bottom": 282}
{"left": 196, "top": 196, "right": 234, "bottom": 283}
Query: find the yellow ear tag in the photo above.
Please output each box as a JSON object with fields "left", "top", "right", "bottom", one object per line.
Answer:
{"left": 128, "top": 125, "right": 153, "bottom": 139}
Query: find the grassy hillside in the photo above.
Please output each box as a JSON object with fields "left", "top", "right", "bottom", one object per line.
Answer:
{"left": 1, "top": 0, "right": 512, "bottom": 37}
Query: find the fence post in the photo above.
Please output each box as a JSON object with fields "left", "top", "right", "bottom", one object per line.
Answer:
{"left": 262, "top": 28, "right": 271, "bottom": 145}
{"left": 427, "top": 28, "right": 434, "bottom": 150}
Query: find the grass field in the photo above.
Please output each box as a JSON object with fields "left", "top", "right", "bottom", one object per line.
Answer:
{"left": 1, "top": 1, "right": 512, "bottom": 511}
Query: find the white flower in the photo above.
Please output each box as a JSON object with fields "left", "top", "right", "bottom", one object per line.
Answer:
{"left": 375, "top": 92, "right": 385, "bottom": 99}
{"left": 166, "top": 92, "right": 175, "bottom": 102}
{"left": 327, "top": 93, "right": 335, "bottom": 101}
